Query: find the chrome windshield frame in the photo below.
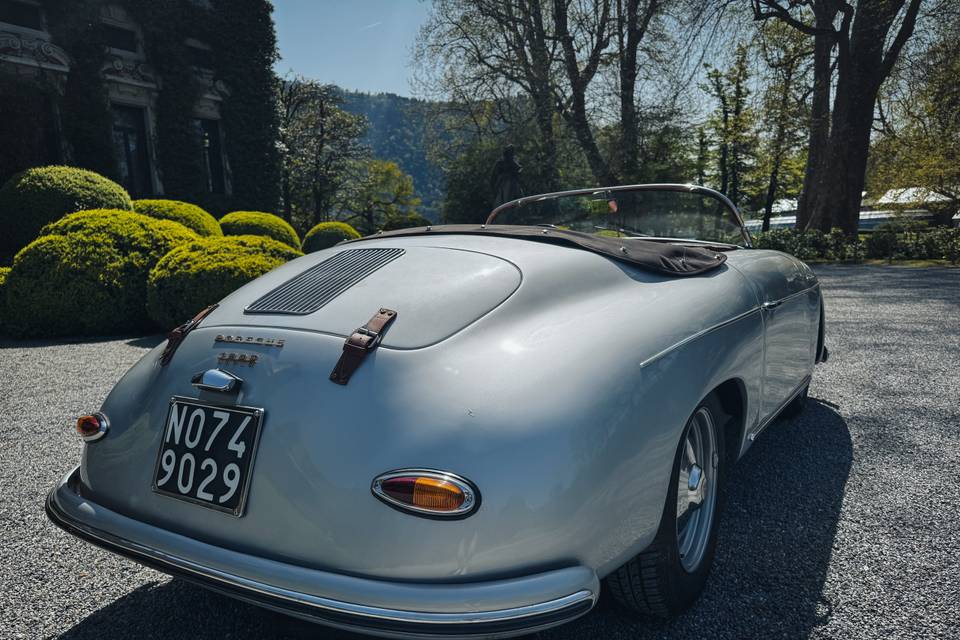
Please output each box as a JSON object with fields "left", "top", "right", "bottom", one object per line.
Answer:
{"left": 486, "top": 183, "right": 753, "bottom": 248}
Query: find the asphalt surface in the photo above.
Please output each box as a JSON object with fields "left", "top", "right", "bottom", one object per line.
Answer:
{"left": 2, "top": 265, "right": 958, "bottom": 640}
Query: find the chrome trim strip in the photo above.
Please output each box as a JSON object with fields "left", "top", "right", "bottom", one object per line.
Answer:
{"left": 639, "top": 307, "right": 761, "bottom": 368}
{"left": 46, "top": 478, "right": 593, "bottom": 628}
{"left": 748, "top": 374, "right": 812, "bottom": 442}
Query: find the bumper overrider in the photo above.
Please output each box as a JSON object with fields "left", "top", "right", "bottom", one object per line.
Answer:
{"left": 46, "top": 467, "right": 598, "bottom": 639}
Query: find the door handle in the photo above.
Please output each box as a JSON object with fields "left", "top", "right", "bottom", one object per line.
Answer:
{"left": 762, "top": 300, "right": 783, "bottom": 310}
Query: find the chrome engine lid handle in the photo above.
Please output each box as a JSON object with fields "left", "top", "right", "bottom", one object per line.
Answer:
{"left": 191, "top": 369, "right": 243, "bottom": 393}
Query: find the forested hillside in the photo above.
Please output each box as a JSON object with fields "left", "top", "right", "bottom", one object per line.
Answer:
{"left": 341, "top": 91, "right": 445, "bottom": 221}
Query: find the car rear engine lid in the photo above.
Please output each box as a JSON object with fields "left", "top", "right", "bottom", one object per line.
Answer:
{"left": 219, "top": 246, "right": 521, "bottom": 349}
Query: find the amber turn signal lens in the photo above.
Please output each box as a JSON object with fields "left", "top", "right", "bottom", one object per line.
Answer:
{"left": 373, "top": 470, "right": 479, "bottom": 517}
{"left": 76, "top": 413, "right": 108, "bottom": 442}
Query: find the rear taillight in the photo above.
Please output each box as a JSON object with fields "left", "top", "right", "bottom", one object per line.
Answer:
{"left": 372, "top": 470, "right": 479, "bottom": 518}
{"left": 76, "top": 413, "right": 109, "bottom": 442}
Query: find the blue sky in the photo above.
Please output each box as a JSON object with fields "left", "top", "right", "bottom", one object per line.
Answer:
{"left": 272, "top": 0, "right": 432, "bottom": 96}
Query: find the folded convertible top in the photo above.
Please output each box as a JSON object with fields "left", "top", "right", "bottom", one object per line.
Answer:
{"left": 349, "top": 224, "right": 728, "bottom": 276}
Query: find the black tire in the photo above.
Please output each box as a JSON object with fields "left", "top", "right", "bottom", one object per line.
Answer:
{"left": 605, "top": 393, "right": 727, "bottom": 618}
{"left": 781, "top": 383, "right": 809, "bottom": 418}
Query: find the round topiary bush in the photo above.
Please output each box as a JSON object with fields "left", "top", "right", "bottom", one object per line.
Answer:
{"left": 134, "top": 199, "right": 222, "bottom": 237}
{"left": 0, "top": 165, "right": 133, "bottom": 260}
{"left": 147, "top": 235, "right": 303, "bottom": 329}
{"left": 219, "top": 211, "right": 301, "bottom": 249}
{"left": 302, "top": 221, "right": 361, "bottom": 253}
{"left": 4, "top": 209, "right": 197, "bottom": 337}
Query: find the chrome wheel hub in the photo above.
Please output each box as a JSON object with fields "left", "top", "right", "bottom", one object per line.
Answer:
{"left": 676, "top": 406, "right": 718, "bottom": 573}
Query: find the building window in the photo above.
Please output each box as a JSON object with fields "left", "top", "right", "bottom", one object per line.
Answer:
{"left": 103, "top": 24, "right": 138, "bottom": 53}
{"left": 0, "top": 0, "right": 44, "bottom": 31}
{"left": 193, "top": 118, "right": 225, "bottom": 194}
{"left": 111, "top": 105, "right": 152, "bottom": 196}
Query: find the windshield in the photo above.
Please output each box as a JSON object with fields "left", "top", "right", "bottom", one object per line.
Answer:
{"left": 487, "top": 185, "right": 749, "bottom": 246}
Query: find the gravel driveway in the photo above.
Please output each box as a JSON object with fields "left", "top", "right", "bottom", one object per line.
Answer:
{"left": 2, "top": 265, "right": 958, "bottom": 640}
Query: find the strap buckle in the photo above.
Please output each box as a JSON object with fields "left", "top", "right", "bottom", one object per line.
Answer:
{"left": 330, "top": 308, "right": 397, "bottom": 385}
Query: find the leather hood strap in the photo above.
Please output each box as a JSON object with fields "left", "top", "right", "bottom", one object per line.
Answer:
{"left": 159, "top": 304, "right": 219, "bottom": 366}
{"left": 330, "top": 308, "right": 397, "bottom": 385}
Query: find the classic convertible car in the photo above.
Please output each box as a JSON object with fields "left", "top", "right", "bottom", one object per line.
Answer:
{"left": 47, "top": 184, "right": 826, "bottom": 638}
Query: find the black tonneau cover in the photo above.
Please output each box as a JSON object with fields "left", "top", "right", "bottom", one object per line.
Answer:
{"left": 349, "top": 224, "right": 727, "bottom": 276}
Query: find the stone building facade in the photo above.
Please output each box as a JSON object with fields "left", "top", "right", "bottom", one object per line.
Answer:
{"left": 0, "top": 0, "right": 278, "bottom": 209}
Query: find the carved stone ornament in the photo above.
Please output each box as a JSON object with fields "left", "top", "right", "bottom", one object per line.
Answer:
{"left": 102, "top": 55, "right": 157, "bottom": 87}
{"left": 0, "top": 30, "right": 70, "bottom": 72}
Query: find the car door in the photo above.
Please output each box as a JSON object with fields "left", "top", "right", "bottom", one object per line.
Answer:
{"left": 730, "top": 252, "right": 819, "bottom": 422}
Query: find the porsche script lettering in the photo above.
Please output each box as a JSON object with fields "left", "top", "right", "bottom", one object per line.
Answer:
{"left": 215, "top": 335, "right": 285, "bottom": 348}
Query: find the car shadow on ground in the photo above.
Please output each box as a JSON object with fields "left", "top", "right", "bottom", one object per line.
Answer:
{"left": 59, "top": 400, "right": 851, "bottom": 640}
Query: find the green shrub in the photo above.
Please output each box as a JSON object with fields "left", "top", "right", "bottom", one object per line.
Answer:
{"left": 0, "top": 165, "right": 132, "bottom": 260}
{"left": 220, "top": 211, "right": 300, "bottom": 249}
{"left": 864, "top": 224, "right": 903, "bottom": 261}
{"left": 382, "top": 213, "right": 432, "bottom": 231}
{"left": 0, "top": 266, "right": 9, "bottom": 332}
{"left": 924, "top": 227, "right": 960, "bottom": 264}
{"left": 134, "top": 199, "right": 222, "bottom": 237}
{"left": 753, "top": 227, "right": 867, "bottom": 262}
{"left": 4, "top": 209, "right": 197, "bottom": 337}
{"left": 147, "top": 235, "right": 302, "bottom": 328}
{"left": 302, "top": 221, "right": 361, "bottom": 253}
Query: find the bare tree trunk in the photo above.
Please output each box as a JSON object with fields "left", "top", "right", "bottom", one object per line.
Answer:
{"left": 797, "top": 19, "right": 834, "bottom": 230}
{"left": 806, "top": 0, "right": 922, "bottom": 236}
{"left": 617, "top": 0, "right": 658, "bottom": 182}
{"left": 553, "top": 0, "right": 617, "bottom": 186}
{"left": 533, "top": 89, "right": 561, "bottom": 192}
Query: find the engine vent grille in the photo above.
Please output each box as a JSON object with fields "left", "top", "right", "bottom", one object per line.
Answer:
{"left": 245, "top": 247, "right": 404, "bottom": 315}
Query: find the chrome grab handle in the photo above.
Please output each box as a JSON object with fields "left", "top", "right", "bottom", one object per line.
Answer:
{"left": 761, "top": 300, "right": 783, "bottom": 310}
{"left": 191, "top": 368, "right": 243, "bottom": 393}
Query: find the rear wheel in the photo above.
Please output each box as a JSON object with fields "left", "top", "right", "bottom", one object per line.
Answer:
{"left": 606, "top": 394, "right": 726, "bottom": 617}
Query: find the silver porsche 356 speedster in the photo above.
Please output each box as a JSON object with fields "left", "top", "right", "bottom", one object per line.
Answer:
{"left": 47, "top": 184, "right": 827, "bottom": 638}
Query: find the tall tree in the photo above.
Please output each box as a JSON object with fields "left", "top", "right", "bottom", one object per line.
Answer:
{"left": 756, "top": 21, "right": 811, "bottom": 230}
{"left": 417, "top": 0, "right": 563, "bottom": 191}
{"left": 869, "top": 18, "right": 960, "bottom": 221}
{"left": 704, "top": 45, "right": 758, "bottom": 208}
{"left": 418, "top": 0, "right": 677, "bottom": 188}
{"left": 753, "top": 0, "right": 925, "bottom": 235}
{"left": 340, "top": 160, "right": 422, "bottom": 234}
{"left": 277, "top": 76, "right": 369, "bottom": 229}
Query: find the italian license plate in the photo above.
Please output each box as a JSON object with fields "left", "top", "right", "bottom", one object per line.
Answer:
{"left": 152, "top": 397, "right": 264, "bottom": 516}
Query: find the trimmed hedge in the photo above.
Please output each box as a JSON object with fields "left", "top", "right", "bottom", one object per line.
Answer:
{"left": 220, "top": 211, "right": 301, "bottom": 249}
{"left": 147, "top": 235, "right": 302, "bottom": 328}
{"left": 302, "top": 221, "right": 361, "bottom": 253}
{"left": 4, "top": 209, "right": 196, "bottom": 337}
{"left": 752, "top": 225, "right": 960, "bottom": 263}
{"left": 0, "top": 166, "right": 132, "bottom": 261}
{"left": 134, "top": 199, "right": 222, "bottom": 237}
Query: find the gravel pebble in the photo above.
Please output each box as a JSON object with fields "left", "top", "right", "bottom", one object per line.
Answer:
{"left": 2, "top": 265, "right": 957, "bottom": 639}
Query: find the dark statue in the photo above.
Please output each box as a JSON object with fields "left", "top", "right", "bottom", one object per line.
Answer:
{"left": 490, "top": 145, "right": 523, "bottom": 207}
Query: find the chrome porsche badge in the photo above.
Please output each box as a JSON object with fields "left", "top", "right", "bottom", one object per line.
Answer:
{"left": 215, "top": 335, "right": 285, "bottom": 348}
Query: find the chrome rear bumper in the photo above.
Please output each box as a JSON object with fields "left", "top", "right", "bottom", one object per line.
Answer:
{"left": 46, "top": 467, "right": 596, "bottom": 639}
